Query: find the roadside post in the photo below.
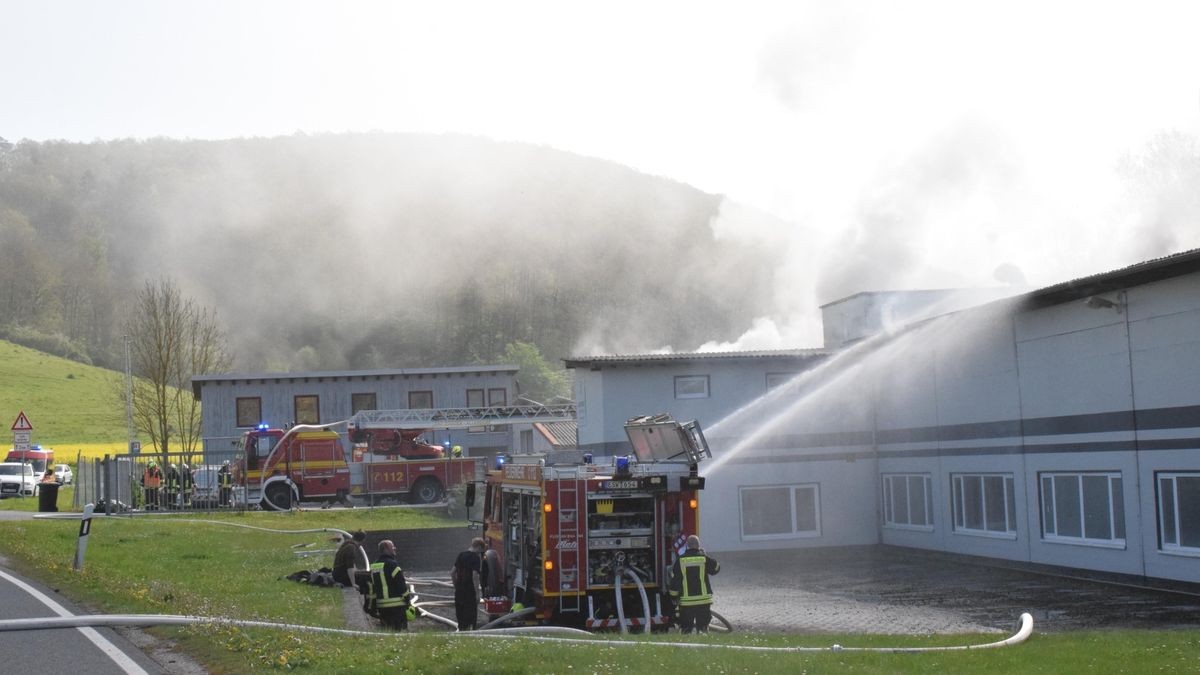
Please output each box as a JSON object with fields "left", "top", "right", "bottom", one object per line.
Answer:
{"left": 74, "top": 503, "right": 95, "bottom": 571}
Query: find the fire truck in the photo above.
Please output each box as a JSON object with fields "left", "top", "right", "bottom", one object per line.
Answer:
{"left": 5, "top": 445, "right": 54, "bottom": 476}
{"left": 233, "top": 404, "right": 577, "bottom": 511}
{"left": 475, "top": 414, "right": 711, "bottom": 631}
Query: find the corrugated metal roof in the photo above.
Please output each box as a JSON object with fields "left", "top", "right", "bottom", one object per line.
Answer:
{"left": 534, "top": 420, "right": 578, "bottom": 448}
{"left": 564, "top": 348, "right": 830, "bottom": 369}
{"left": 190, "top": 364, "right": 519, "bottom": 398}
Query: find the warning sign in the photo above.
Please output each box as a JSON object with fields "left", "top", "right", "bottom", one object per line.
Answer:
{"left": 10, "top": 411, "right": 32, "bottom": 432}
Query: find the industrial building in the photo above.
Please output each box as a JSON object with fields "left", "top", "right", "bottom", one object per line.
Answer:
{"left": 192, "top": 365, "right": 520, "bottom": 457}
{"left": 566, "top": 249, "right": 1200, "bottom": 585}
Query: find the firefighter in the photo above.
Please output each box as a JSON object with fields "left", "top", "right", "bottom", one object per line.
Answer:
{"left": 165, "top": 463, "right": 180, "bottom": 509}
{"left": 179, "top": 463, "right": 194, "bottom": 509}
{"left": 451, "top": 445, "right": 463, "bottom": 458}
{"left": 142, "top": 461, "right": 162, "bottom": 510}
{"left": 217, "top": 460, "right": 233, "bottom": 507}
{"left": 333, "top": 530, "right": 366, "bottom": 587}
{"left": 668, "top": 535, "right": 720, "bottom": 634}
{"left": 452, "top": 538, "right": 484, "bottom": 630}
{"left": 370, "top": 539, "right": 411, "bottom": 630}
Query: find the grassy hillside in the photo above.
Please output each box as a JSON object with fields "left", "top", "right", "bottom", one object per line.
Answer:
{"left": 0, "top": 339, "right": 128, "bottom": 448}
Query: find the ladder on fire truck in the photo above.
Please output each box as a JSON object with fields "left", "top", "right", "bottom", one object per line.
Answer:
{"left": 557, "top": 478, "right": 582, "bottom": 614}
{"left": 349, "top": 403, "right": 576, "bottom": 430}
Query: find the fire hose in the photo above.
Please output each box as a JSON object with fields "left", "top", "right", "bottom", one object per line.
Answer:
{"left": 0, "top": 612, "right": 1036, "bottom": 653}
{"left": 16, "top": 516, "right": 1036, "bottom": 653}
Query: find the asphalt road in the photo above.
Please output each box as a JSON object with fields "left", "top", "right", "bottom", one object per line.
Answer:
{"left": 0, "top": 549, "right": 164, "bottom": 674}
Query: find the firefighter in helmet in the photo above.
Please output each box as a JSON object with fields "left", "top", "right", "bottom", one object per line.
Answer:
{"left": 141, "top": 460, "right": 163, "bottom": 510}
{"left": 668, "top": 535, "right": 721, "bottom": 633}
{"left": 179, "top": 463, "right": 194, "bottom": 509}
{"left": 217, "top": 460, "right": 233, "bottom": 507}
{"left": 165, "top": 463, "right": 180, "bottom": 509}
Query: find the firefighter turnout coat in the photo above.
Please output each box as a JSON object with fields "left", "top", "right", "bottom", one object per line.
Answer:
{"left": 669, "top": 547, "right": 720, "bottom": 606}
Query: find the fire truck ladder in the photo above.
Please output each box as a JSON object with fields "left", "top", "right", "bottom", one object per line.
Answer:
{"left": 557, "top": 478, "right": 582, "bottom": 614}
{"left": 349, "top": 403, "right": 576, "bottom": 430}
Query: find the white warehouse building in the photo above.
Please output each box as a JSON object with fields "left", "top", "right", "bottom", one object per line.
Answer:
{"left": 566, "top": 249, "right": 1200, "bottom": 585}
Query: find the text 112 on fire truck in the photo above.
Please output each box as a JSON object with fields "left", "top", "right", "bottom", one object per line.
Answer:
{"left": 470, "top": 413, "right": 711, "bottom": 631}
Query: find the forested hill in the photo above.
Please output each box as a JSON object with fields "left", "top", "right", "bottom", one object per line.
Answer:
{"left": 0, "top": 133, "right": 781, "bottom": 372}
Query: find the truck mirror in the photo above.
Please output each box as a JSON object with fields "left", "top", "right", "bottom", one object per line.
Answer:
{"left": 465, "top": 482, "right": 476, "bottom": 507}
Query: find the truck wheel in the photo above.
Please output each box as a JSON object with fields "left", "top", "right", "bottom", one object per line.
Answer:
{"left": 409, "top": 477, "right": 444, "bottom": 504}
{"left": 263, "top": 483, "right": 294, "bottom": 511}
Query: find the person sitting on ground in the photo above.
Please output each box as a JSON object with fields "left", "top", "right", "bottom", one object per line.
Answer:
{"left": 332, "top": 530, "right": 366, "bottom": 587}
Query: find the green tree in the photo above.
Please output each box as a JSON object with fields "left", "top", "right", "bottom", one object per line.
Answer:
{"left": 503, "top": 341, "right": 571, "bottom": 403}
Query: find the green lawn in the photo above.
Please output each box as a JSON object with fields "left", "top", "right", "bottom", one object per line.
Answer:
{"left": 0, "top": 509, "right": 1196, "bottom": 673}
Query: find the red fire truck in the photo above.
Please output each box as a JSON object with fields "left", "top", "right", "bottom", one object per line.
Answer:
{"left": 233, "top": 424, "right": 481, "bottom": 510}
{"left": 475, "top": 414, "right": 711, "bottom": 631}
{"left": 233, "top": 404, "right": 578, "bottom": 511}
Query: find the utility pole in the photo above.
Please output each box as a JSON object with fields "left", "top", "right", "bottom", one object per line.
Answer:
{"left": 124, "top": 334, "right": 135, "bottom": 453}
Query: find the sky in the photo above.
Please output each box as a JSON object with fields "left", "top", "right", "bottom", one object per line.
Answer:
{"left": 4, "top": 0, "right": 1200, "bottom": 349}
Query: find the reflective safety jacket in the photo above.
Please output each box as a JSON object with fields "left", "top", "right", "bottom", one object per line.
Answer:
{"left": 142, "top": 467, "right": 162, "bottom": 489}
{"left": 668, "top": 548, "right": 720, "bottom": 607}
{"left": 218, "top": 467, "right": 233, "bottom": 488}
{"left": 371, "top": 556, "right": 409, "bottom": 609}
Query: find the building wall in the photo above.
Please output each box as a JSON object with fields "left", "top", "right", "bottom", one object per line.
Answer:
{"left": 197, "top": 369, "right": 517, "bottom": 455}
{"left": 571, "top": 269, "right": 1200, "bottom": 583}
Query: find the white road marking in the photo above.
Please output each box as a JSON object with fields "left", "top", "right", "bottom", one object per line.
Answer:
{"left": 0, "top": 568, "right": 149, "bottom": 675}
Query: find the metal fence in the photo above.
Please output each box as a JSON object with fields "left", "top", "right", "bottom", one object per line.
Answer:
{"left": 76, "top": 450, "right": 246, "bottom": 515}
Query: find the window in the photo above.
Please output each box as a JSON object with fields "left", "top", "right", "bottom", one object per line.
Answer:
{"left": 883, "top": 474, "right": 934, "bottom": 530}
{"left": 294, "top": 395, "right": 319, "bottom": 425}
{"left": 488, "top": 388, "right": 508, "bottom": 431}
{"left": 236, "top": 397, "right": 262, "bottom": 428}
{"left": 467, "top": 389, "right": 486, "bottom": 432}
{"left": 1040, "top": 471, "right": 1125, "bottom": 546}
{"left": 739, "top": 484, "right": 820, "bottom": 540}
{"left": 1158, "top": 472, "right": 1200, "bottom": 554}
{"left": 952, "top": 473, "right": 1016, "bottom": 537}
{"left": 350, "top": 393, "right": 377, "bottom": 414}
{"left": 674, "top": 375, "right": 710, "bottom": 399}
{"left": 408, "top": 391, "right": 433, "bottom": 409}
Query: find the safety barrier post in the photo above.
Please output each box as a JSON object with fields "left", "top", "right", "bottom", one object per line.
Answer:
{"left": 74, "top": 503, "right": 95, "bottom": 571}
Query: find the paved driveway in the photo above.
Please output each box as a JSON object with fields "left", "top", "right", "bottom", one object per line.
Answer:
{"left": 709, "top": 546, "right": 1200, "bottom": 635}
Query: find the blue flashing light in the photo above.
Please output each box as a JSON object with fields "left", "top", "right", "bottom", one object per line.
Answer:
{"left": 257, "top": 423, "right": 270, "bottom": 431}
{"left": 615, "top": 455, "right": 630, "bottom": 474}
{"left": 495, "top": 455, "right": 507, "bottom": 470}
{"left": 582, "top": 452, "right": 593, "bottom": 465}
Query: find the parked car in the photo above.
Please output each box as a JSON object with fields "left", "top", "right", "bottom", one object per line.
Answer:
{"left": 0, "top": 462, "right": 39, "bottom": 498}
{"left": 192, "top": 465, "right": 221, "bottom": 508}
{"left": 53, "top": 463, "right": 73, "bottom": 485}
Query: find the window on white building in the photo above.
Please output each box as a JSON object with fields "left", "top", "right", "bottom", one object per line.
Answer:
{"left": 765, "top": 372, "right": 797, "bottom": 391}
{"left": 1157, "top": 472, "right": 1200, "bottom": 554}
{"left": 883, "top": 474, "right": 934, "bottom": 530}
{"left": 951, "top": 473, "right": 1016, "bottom": 537}
{"left": 739, "top": 484, "right": 820, "bottom": 540}
{"left": 674, "top": 375, "right": 710, "bottom": 399}
{"left": 1039, "top": 472, "right": 1125, "bottom": 546}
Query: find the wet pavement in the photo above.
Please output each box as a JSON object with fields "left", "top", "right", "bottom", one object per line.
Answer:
{"left": 710, "top": 546, "right": 1200, "bottom": 634}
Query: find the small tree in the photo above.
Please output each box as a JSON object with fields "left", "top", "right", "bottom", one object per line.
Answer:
{"left": 502, "top": 341, "right": 571, "bottom": 403}
{"left": 123, "top": 279, "right": 232, "bottom": 464}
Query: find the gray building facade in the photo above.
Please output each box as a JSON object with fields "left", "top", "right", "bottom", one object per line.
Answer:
{"left": 192, "top": 365, "right": 519, "bottom": 456}
{"left": 567, "top": 249, "right": 1200, "bottom": 584}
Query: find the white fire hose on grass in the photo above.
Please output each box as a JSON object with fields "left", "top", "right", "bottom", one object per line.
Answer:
{"left": 18, "top": 514, "right": 1035, "bottom": 653}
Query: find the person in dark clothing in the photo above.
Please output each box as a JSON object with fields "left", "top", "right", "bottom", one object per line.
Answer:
{"left": 332, "top": 530, "right": 366, "bottom": 587}
{"left": 371, "top": 539, "right": 410, "bottom": 630}
{"left": 668, "top": 535, "right": 720, "bottom": 634}
{"left": 452, "top": 537, "right": 485, "bottom": 630}
{"left": 217, "top": 461, "right": 233, "bottom": 507}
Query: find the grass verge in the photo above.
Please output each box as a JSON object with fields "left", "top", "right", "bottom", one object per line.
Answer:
{"left": 0, "top": 510, "right": 1197, "bottom": 673}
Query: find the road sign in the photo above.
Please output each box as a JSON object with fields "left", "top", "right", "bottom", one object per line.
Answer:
{"left": 13, "top": 431, "right": 31, "bottom": 452}
{"left": 10, "top": 411, "right": 32, "bottom": 432}
{"left": 130, "top": 440, "right": 141, "bottom": 455}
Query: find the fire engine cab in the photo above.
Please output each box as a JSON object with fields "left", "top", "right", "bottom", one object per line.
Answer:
{"left": 476, "top": 414, "right": 711, "bottom": 631}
